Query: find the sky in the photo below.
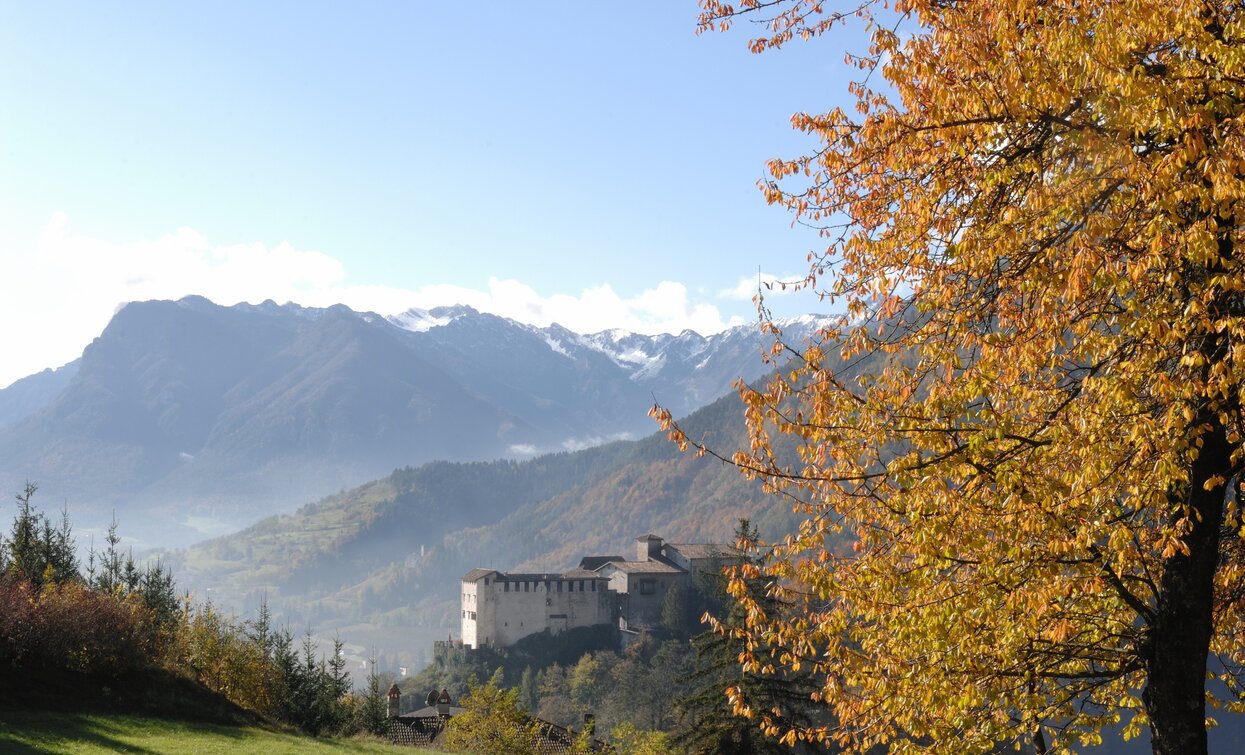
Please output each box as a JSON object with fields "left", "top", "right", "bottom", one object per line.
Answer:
{"left": 0, "top": 1, "right": 865, "bottom": 388}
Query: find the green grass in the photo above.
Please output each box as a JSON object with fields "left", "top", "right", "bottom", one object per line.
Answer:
{"left": 0, "top": 709, "right": 436, "bottom": 754}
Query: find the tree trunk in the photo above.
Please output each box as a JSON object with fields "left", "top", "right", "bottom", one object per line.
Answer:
{"left": 1143, "top": 417, "right": 1229, "bottom": 755}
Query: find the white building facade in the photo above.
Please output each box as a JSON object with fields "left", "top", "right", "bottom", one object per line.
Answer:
{"left": 460, "top": 534, "right": 739, "bottom": 649}
{"left": 460, "top": 568, "right": 614, "bottom": 649}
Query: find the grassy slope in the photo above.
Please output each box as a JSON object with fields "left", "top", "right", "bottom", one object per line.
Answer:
{"left": 0, "top": 709, "right": 430, "bottom": 755}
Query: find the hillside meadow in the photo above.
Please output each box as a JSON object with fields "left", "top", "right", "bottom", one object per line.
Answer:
{"left": 0, "top": 709, "right": 431, "bottom": 755}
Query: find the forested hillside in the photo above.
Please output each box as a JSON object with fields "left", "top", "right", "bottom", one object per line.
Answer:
{"left": 169, "top": 383, "right": 808, "bottom": 668}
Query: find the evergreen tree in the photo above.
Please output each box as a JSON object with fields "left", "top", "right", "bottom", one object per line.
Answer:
{"left": 535, "top": 662, "right": 575, "bottom": 727}
{"left": 246, "top": 596, "right": 274, "bottom": 660}
{"left": 675, "top": 520, "right": 828, "bottom": 754}
{"left": 139, "top": 560, "right": 179, "bottom": 628}
{"left": 275, "top": 631, "right": 353, "bottom": 735}
{"left": 4, "top": 483, "right": 78, "bottom": 586}
{"left": 271, "top": 626, "right": 300, "bottom": 722}
{"left": 358, "top": 656, "right": 390, "bottom": 736}
{"left": 325, "top": 634, "right": 353, "bottom": 733}
{"left": 519, "top": 665, "right": 540, "bottom": 713}
{"left": 661, "top": 579, "right": 698, "bottom": 640}
{"left": 91, "top": 516, "right": 124, "bottom": 594}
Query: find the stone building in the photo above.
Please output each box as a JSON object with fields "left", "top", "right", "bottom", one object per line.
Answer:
{"left": 460, "top": 568, "right": 613, "bottom": 649}
{"left": 460, "top": 533, "right": 737, "bottom": 649}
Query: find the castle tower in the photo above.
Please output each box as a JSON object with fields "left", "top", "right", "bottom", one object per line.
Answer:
{"left": 636, "top": 534, "right": 663, "bottom": 561}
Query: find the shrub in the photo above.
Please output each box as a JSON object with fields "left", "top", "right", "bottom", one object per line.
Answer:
{"left": 0, "top": 575, "right": 145, "bottom": 683}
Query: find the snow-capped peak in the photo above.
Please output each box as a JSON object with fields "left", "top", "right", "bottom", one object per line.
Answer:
{"left": 388, "top": 306, "right": 471, "bottom": 333}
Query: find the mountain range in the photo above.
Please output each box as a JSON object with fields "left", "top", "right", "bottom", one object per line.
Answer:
{"left": 0, "top": 296, "right": 831, "bottom": 545}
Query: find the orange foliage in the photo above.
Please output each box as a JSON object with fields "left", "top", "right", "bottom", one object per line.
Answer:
{"left": 655, "top": 2, "right": 1245, "bottom": 753}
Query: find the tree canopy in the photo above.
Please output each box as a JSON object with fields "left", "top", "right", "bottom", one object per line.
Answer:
{"left": 656, "top": 2, "right": 1245, "bottom": 753}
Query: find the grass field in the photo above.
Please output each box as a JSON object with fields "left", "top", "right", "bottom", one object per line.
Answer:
{"left": 0, "top": 709, "right": 436, "bottom": 754}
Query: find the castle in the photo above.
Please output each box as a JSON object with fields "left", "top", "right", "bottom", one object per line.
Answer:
{"left": 460, "top": 533, "right": 736, "bottom": 649}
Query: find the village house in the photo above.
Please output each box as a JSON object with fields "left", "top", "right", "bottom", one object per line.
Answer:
{"left": 460, "top": 533, "right": 736, "bottom": 649}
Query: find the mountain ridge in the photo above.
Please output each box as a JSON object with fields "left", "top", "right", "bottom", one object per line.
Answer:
{"left": 0, "top": 296, "right": 833, "bottom": 546}
{"left": 168, "top": 382, "right": 794, "bottom": 668}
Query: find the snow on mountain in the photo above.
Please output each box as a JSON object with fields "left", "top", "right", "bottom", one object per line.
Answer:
{"left": 578, "top": 330, "right": 672, "bottom": 378}
{"left": 0, "top": 295, "right": 846, "bottom": 548}
{"left": 388, "top": 305, "right": 841, "bottom": 384}
{"left": 388, "top": 306, "right": 473, "bottom": 333}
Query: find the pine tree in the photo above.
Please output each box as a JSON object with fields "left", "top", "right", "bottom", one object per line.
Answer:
{"left": 519, "top": 665, "right": 540, "bottom": 714}
{"left": 675, "top": 520, "right": 828, "bottom": 754}
{"left": 4, "top": 483, "right": 78, "bottom": 587}
{"left": 358, "top": 656, "right": 390, "bottom": 736}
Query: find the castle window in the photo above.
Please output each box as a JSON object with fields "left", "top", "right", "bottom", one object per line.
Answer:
{"left": 639, "top": 579, "right": 656, "bottom": 595}
{"left": 524, "top": 582, "right": 529, "bottom": 592}
{"left": 504, "top": 583, "right": 510, "bottom": 592}
{"left": 557, "top": 581, "right": 563, "bottom": 592}
{"left": 579, "top": 580, "right": 585, "bottom": 591}
{"left": 568, "top": 581, "right": 574, "bottom": 592}
{"left": 592, "top": 581, "right": 597, "bottom": 592}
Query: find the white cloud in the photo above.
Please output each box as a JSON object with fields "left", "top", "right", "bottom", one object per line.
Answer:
{"left": 0, "top": 214, "right": 748, "bottom": 388}
{"left": 311, "top": 277, "right": 745, "bottom": 337}
{"left": 718, "top": 271, "right": 811, "bottom": 301}
{"left": 35, "top": 212, "right": 347, "bottom": 304}
{"left": 387, "top": 278, "right": 745, "bottom": 337}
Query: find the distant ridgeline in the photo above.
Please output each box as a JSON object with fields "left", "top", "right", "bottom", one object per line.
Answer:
{"left": 460, "top": 533, "right": 738, "bottom": 649}
{"left": 0, "top": 295, "right": 835, "bottom": 546}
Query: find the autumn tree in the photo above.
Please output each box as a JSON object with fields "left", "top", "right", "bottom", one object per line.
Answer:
{"left": 655, "top": 2, "right": 1245, "bottom": 754}
{"left": 443, "top": 670, "right": 541, "bottom": 755}
{"left": 608, "top": 721, "right": 680, "bottom": 755}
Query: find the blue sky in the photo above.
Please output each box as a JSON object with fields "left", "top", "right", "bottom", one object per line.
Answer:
{"left": 0, "top": 1, "right": 864, "bottom": 387}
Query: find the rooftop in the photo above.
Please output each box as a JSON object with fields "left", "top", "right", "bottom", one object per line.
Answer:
{"left": 402, "top": 705, "right": 465, "bottom": 718}
{"left": 577, "top": 555, "right": 624, "bottom": 571}
{"left": 667, "top": 543, "right": 739, "bottom": 560}
{"left": 464, "top": 568, "right": 610, "bottom": 582}
{"left": 602, "top": 560, "right": 684, "bottom": 574}
{"left": 563, "top": 567, "right": 610, "bottom": 578}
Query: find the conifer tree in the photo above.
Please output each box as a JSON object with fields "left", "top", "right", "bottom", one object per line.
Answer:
{"left": 675, "top": 520, "right": 826, "bottom": 754}
{"left": 358, "top": 656, "right": 390, "bottom": 736}
{"left": 3, "top": 483, "right": 78, "bottom": 586}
